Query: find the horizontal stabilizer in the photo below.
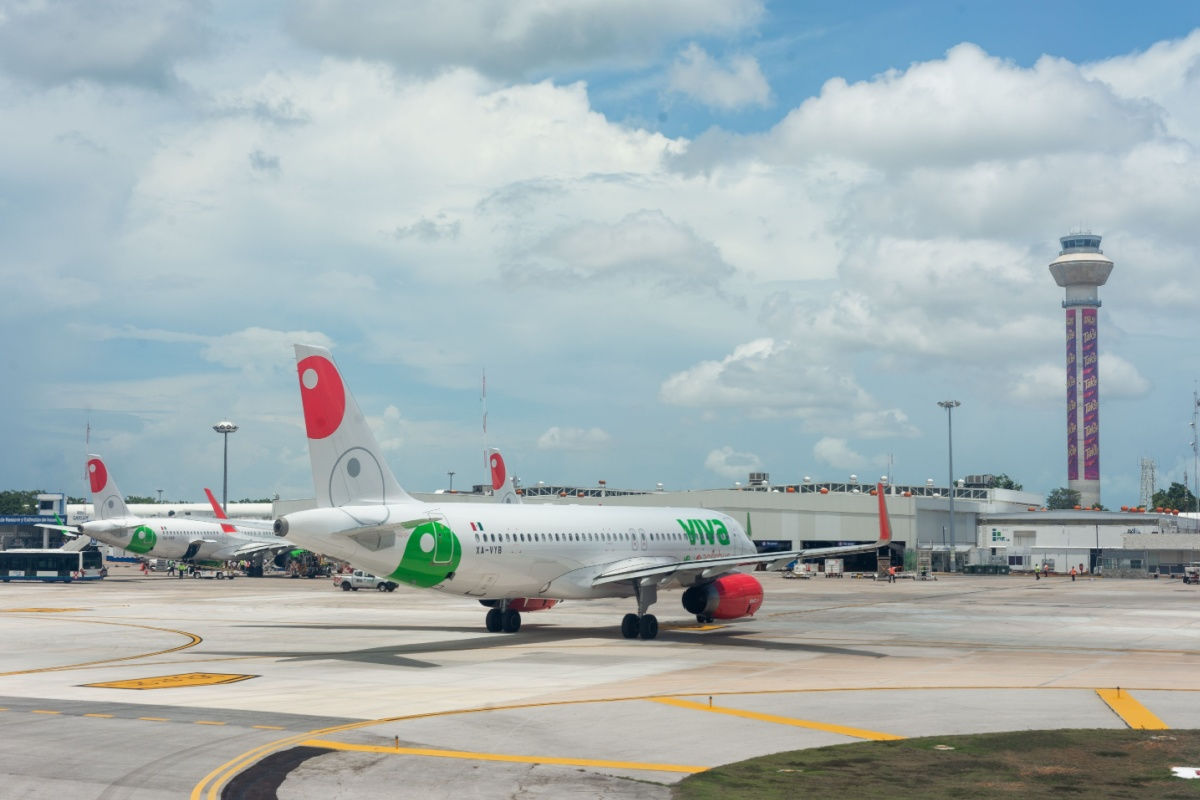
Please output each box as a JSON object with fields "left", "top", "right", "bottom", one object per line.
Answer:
{"left": 35, "top": 523, "right": 79, "bottom": 534}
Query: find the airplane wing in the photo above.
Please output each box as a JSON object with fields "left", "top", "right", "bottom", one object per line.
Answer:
{"left": 228, "top": 541, "right": 291, "bottom": 557}
{"left": 594, "top": 482, "right": 895, "bottom": 587}
{"left": 591, "top": 540, "right": 884, "bottom": 586}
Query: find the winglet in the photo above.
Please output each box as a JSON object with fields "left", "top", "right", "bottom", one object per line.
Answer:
{"left": 876, "top": 483, "right": 892, "bottom": 543}
{"left": 204, "top": 488, "right": 237, "bottom": 533}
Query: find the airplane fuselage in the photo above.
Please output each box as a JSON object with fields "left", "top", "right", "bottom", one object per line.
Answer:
{"left": 83, "top": 518, "right": 281, "bottom": 563}
{"left": 279, "top": 501, "right": 756, "bottom": 601}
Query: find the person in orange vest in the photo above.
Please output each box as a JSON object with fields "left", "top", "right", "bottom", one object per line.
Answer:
{"left": 1070, "top": 566, "right": 1077, "bottom": 582}
{"left": 887, "top": 565, "right": 897, "bottom": 583}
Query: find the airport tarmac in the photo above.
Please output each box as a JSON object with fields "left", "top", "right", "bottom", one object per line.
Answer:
{"left": 2, "top": 566, "right": 1199, "bottom": 799}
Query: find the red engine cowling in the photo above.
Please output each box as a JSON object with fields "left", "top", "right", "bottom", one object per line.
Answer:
{"left": 681, "top": 573, "right": 763, "bottom": 619}
{"left": 507, "top": 598, "right": 558, "bottom": 612}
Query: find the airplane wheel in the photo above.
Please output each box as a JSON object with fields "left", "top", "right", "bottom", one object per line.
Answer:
{"left": 639, "top": 614, "right": 658, "bottom": 640}
{"left": 485, "top": 608, "right": 502, "bottom": 632}
{"left": 621, "top": 613, "right": 639, "bottom": 639}
{"left": 502, "top": 609, "right": 521, "bottom": 633}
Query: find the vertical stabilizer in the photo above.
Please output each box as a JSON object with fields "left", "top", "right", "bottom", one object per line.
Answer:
{"left": 876, "top": 483, "right": 892, "bottom": 543}
{"left": 488, "top": 448, "right": 521, "bottom": 504}
{"left": 87, "top": 455, "right": 129, "bottom": 521}
{"left": 294, "top": 344, "right": 413, "bottom": 507}
{"left": 203, "top": 488, "right": 237, "bottom": 533}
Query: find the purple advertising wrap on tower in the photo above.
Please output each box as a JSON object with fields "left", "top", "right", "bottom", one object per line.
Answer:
{"left": 1066, "top": 310, "right": 1078, "bottom": 481}
{"left": 1081, "top": 308, "right": 1099, "bottom": 481}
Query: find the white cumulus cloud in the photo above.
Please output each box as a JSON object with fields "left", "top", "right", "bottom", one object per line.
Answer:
{"left": 704, "top": 445, "right": 763, "bottom": 480}
{"left": 813, "top": 438, "right": 866, "bottom": 471}
{"left": 537, "top": 426, "right": 612, "bottom": 451}
{"left": 285, "top": 0, "right": 764, "bottom": 80}
{"left": 667, "top": 43, "right": 770, "bottom": 110}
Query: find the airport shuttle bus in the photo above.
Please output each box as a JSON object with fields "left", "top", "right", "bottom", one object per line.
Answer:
{"left": 0, "top": 548, "right": 106, "bottom": 583}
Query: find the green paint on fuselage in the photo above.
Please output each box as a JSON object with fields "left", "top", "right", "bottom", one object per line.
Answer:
{"left": 127, "top": 525, "right": 158, "bottom": 554}
{"left": 388, "top": 521, "right": 461, "bottom": 588}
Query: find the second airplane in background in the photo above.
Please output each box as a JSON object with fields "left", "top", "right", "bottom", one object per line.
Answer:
{"left": 276, "top": 344, "right": 890, "bottom": 639}
{"left": 69, "top": 455, "right": 295, "bottom": 569}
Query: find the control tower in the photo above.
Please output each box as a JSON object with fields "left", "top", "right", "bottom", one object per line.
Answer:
{"left": 1049, "top": 232, "right": 1113, "bottom": 509}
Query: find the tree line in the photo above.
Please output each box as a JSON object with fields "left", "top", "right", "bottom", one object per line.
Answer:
{"left": 0, "top": 489, "right": 274, "bottom": 513}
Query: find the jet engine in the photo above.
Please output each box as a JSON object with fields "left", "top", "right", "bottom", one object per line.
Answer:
{"left": 681, "top": 573, "right": 763, "bottom": 620}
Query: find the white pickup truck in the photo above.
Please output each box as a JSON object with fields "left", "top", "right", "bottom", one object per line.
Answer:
{"left": 333, "top": 569, "right": 398, "bottom": 592}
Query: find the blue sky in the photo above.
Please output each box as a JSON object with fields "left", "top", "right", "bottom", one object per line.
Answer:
{"left": 2, "top": 0, "right": 1199, "bottom": 506}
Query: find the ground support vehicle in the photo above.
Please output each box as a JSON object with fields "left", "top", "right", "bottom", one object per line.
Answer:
{"left": 0, "top": 548, "right": 106, "bottom": 582}
{"left": 333, "top": 569, "right": 398, "bottom": 592}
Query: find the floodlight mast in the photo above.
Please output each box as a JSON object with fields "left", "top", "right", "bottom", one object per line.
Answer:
{"left": 213, "top": 420, "right": 239, "bottom": 512}
{"left": 937, "top": 400, "right": 960, "bottom": 572}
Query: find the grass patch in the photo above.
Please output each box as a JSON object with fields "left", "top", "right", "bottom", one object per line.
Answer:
{"left": 673, "top": 729, "right": 1200, "bottom": 799}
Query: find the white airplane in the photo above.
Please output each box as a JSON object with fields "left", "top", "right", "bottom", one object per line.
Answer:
{"left": 275, "top": 344, "right": 890, "bottom": 639}
{"left": 58, "top": 455, "right": 295, "bottom": 565}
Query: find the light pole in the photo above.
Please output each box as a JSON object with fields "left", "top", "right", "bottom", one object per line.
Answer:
{"left": 447, "top": 471, "right": 455, "bottom": 492}
{"left": 938, "top": 400, "right": 960, "bottom": 573}
{"left": 212, "top": 420, "right": 238, "bottom": 512}
{"left": 1192, "top": 391, "right": 1199, "bottom": 513}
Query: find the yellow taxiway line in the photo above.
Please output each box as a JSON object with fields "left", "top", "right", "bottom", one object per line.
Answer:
{"left": 1095, "top": 688, "right": 1168, "bottom": 730}
{"left": 300, "top": 739, "right": 706, "bottom": 774}
{"left": 650, "top": 696, "right": 903, "bottom": 741}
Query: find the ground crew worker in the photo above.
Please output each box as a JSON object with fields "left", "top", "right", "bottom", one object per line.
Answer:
{"left": 1070, "top": 566, "right": 1077, "bottom": 582}
{"left": 888, "top": 565, "right": 896, "bottom": 583}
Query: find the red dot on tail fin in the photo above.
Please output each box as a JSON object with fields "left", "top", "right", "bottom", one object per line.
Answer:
{"left": 490, "top": 452, "right": 506, "bottom": 491}
{"left": 297, "top": 355, "right": 346, "bottom": 440}
{"left": 87, "top": 459, "right": 108, "bottom": 494}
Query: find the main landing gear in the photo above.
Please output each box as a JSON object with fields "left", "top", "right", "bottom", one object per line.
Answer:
{"left": 484, "top": 602, "right": 521, "bottom": 633}
{"left": 621, "top": 581, "right": 659, "bottom": 640}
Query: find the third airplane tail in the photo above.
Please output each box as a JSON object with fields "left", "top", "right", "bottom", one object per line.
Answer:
{"left": 488, "top": 448, "right": 521, "bottom": 504}
{"left": 876, "top": 483, "right": 892, "bottom": 544}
